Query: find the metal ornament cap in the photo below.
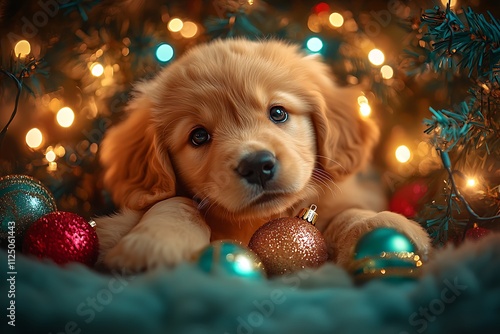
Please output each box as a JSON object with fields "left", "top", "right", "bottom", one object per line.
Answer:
{"left": 296, "top": 204, "right": 318, "bottom": 225}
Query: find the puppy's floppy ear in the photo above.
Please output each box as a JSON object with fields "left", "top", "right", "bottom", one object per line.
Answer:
{"left": 100, "top": 84, "right": 175, "bottom": 210}
{"left": 305, "top": 56, "right": 380, "bottom": 181}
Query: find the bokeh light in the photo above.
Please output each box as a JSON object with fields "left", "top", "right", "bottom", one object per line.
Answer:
{"left": 49, "top": 98, "right": 62, "bottom": 112}
{"left": 45, "top": 150, "right": 56, "bottom": 162}
{"left": 54, "top": 145, "right": 66, "bottom": 157}
{"left": 14, "top": 40, "right": 31, "bottom": 57}
{"left": 234, "top": 254, "right": 253, "bottom": 274}
{"left": 26, "top": 128, "right": 43, "bottom": 149}
{"left": 359, "top": 103, "right": 372, "bottom": 117}
{"left": 357, "top": 95, "right": 368, "bottom": 105}
{"left": 168, "top": 18, "right": 183, "bottom": 32}
{"left": 441, "top": 0, "right": 457, "bottom": 7}
{"left": 466, "top": 178, "right": 476, "bottom": 187}
{"left": 156, "top": 43, "right": 174, "bottom": 62}
{"left": 104, "top": 65, "right": 114, "bottom": 78}
{"left": 313, "top": 2, "right": 330, "bottom": 14}
{"left": 180, "top": 21, "right": 198, "bottom": 38}
{"left": 307, "top": 14, "right": 321, "bottom": 33}
{"left": 306, "top": 37, "right": 323, "bottom": 52}
{"left": 47, "top": 161, "right": 57, "bottom": 171}
{"left": 380, "top": 65, "right": 394, "bottom": 79}
{"left": 368, "top": 48, "right": 385, "bottom": 66}
{"left": 358, "top": 95, "right": 371, "bottom": 117}
{"left": 90, "top": 143, "right": 99, "bottom": 154}
{"left": 329, "top": 12, "right": 344, "bottom": 28}
{"left": 395, "top": 145, "right": 411, "bottom": 163}
{"left": 57, "top": 107, "right": 75, "bottom": 128}
{"left": 90, "top": 63, "right": 104, "bottom": 77}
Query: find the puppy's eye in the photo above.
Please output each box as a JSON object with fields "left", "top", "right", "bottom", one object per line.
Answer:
{"left": 190, "top": 127, "right": 211, "bottom": 146}
{"left": 269, "top": 106, "right": 288, "bottom": 123}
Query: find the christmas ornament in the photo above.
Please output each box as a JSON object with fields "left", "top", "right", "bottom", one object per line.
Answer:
{"left": 349, "top": 227, "right": 423, "bottom": 284}
{"left": 0, "top": 175, "right": 57, "bottom": 244}
{"left": 22, "top": 211, "right": 99, "bottom": 266}
{"left": 248, "top": 204, "right": 328, "bottom": 277}
{"left": 389, "top": 180, "right": 428, "bottom": 218}
{"left": 465, "top": 223, "right": 492, "bottom": 241}
{"left": 196, "top": 240, "right": 265, "bottom": 280}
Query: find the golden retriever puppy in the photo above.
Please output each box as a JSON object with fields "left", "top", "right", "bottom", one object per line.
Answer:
{"left": 95, "top": 39, "right": 430, "bottom": 271}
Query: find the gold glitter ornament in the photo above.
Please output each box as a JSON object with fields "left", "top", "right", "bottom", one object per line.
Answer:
{"left": 248, "top": 204, "right": 328, "bottom": 277}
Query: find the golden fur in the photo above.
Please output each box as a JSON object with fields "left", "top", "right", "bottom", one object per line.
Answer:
{"left": 96, "top": 39, "right": 430, "bottom": 271}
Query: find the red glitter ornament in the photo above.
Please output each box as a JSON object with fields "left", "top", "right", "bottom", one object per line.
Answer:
{"left": 23, "top": 211, "right": 99, "bottom": 266}
{"left": 465, "top": 223, "right": 492, "bottom": 241}
{"left": 248, "top": 205, "right": 328, "bottom": 277}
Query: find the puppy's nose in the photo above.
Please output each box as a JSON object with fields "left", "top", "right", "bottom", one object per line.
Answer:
{"left": 237, "top": 150, "right": 277, "bottom": 186}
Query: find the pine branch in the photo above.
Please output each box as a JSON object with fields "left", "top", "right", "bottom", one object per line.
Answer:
{"left": 423, "top": 98, "right": 489, "bottom": 152}
{"left": 0, "top": 57, "right": 42, "bottom": 148}
{"left": 421, "top": 6, "right": 500, "bottom": 79}
{"left": 412, "top": 5, "right": 500, "bottom": 244}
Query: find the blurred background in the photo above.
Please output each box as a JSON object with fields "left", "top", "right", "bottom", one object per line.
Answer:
{"left": 1, "top": 0, "right": 499, "bottom": 245}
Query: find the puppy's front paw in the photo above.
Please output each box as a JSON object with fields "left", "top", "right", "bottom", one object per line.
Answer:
{"left": 324, "top": 209, "right": 431, "bottom": 267}
{"left": 104, "top": 197, "right": 210, "bottom": 272}
{"left": 104, "top": 229, "right": 205, "bottom": 271}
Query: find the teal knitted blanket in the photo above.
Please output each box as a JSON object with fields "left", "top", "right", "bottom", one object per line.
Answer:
{"left": 2, "top": 234, "right": 500, "bottom": 334}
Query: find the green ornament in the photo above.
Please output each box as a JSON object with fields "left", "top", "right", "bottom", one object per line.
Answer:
{"left": 349, "top": 227, "right": 423, "bottom": 284}
{"left": 0, "top": 175, "right": 57, "bottom": 246}
{"left": 196, "top": 240, "right": 265, "bottom": 280}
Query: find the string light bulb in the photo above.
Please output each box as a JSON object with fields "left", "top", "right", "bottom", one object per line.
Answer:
{"left": 329, "top": 12, "right": 344, "bottom": 28}
{"left": 57, "top": 107, "right": 75, "bottom": 128}
{"left": 155, "top": 43, "right": 174, "bottom": 62}
{"left": 306, "top": 37, "right": 323, "bottom": 52}
{"left": 368, "top": 48, "right": 385, "bottom": 66}
{"left": 441, "top": 0, "right": 457, "bottom": 7}
{"left": 26, "top": 128, "right": 43, "bottom": 149}
{"left": 357, "top": 95, "right": 371, "bottom": 117}
{"left": 395, "top": 145, "right": 411, "bottom": 163}
{"left": 466, "top": 178, "right": 477, "bottom": 187}
{"left": 180, "top": 21, "right": 198, "bottom": 38}
{"left": 45, "top": 150, "right": 56, "bottom": 162}
{"left": 14, "top": 40, "right": 31, "bottom": 58}
{"left": 168, "top": 18, "right": 184, "bottom": 32}
{"left": 359, "top": 103, "right": 372, "bottom": 117}
{"left": 380, "top": 65, "right": 394, "bottom": 79}
{"left": 90, "top": 63, "right": 104, "bottom": 77}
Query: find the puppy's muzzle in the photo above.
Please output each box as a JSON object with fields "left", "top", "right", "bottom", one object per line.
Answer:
{"left": 236, "top": 150, "right": 278, "bottom": 187}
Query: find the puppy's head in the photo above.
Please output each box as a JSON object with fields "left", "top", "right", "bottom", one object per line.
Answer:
{"left": 101, "top": 39, "right": 379, "bottom": 220}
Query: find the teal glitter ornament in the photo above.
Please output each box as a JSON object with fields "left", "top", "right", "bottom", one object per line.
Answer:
{"left": 0, "top": 175, "right": 57, "bottom": 245}
{"left": 349, "top": 227, "right": 423, "bottom": 284}
{"left": 196, "top": 240, "right": 265, "bottom": 280}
